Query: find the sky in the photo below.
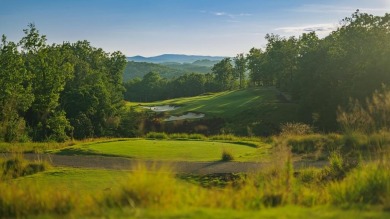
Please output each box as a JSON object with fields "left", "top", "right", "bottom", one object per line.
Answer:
{"left": 1, "top": 0, "right": 389, "bottom": 57}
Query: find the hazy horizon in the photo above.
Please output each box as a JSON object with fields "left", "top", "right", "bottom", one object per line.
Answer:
{"left": 1, "top": 0, "right": 389, "bottom": 57}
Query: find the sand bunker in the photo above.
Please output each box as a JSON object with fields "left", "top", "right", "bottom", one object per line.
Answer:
{"left": 143, "top": 105, "right": 179, "bottom": 112}
{"left": 164, "top": 112, "right": 205, "bottom": 121}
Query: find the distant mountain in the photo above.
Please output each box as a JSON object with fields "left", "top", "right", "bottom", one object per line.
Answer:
{"left": 123, "top": 61, "right": 188, "bottom": 81}
{"left": 127, "top": 54, "right": 226, "bottom": 64}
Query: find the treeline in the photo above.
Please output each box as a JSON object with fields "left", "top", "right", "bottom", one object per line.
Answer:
{"left": 243, "top": 11, "right": 390, "bottom": 131}
{"left": 124, "top": 55, "right": 246, "bottom": 102}
{"left": 0, "top": 24, "right": 129, "bottom": 142}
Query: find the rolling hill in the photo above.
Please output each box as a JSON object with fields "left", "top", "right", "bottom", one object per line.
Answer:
{"left": 127, "top": 54, "right": 225, "bottom": 63}
{"left": 123, "top": 59, "right": 219, "bottom": 81}
{"left": 123, "top": 61, "right": 188, "bottom": 81}
{"left": 129, "top": 87, "right": 300, "bottom": 136}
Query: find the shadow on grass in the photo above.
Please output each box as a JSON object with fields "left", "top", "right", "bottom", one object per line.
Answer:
{"left": 228, "top": 141, "right": 260, "bottom": 148}
{"left": 53, "top": 147, "right": 134, "bottom": 159}
{"left": 54, "top": 148, "right": 100, "bottom": 156}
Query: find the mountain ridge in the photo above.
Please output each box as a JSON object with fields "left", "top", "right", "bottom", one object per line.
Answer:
{"left": 127, "top": 54, "right": 226, "bottom": 63}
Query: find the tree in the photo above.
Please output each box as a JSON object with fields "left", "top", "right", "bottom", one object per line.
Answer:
{"left": 234, "top": 53, "right": 247, "bottom": 89}
{"left": 21, "top": 24, "right": 74, "bottom": 141}
{"left": 211, "top": 58, "right": 235, "bottom": 90}
{"left": 294, "top": 11, "right": 390, "bottom": 130}
{"left": 60, "top": 40, "right": 127, "bottom": 138}
{"left": 0, "top": 35, "right": 33, "bottom": 141}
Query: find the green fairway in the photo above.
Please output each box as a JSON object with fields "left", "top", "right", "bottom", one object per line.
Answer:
{"left": 14, "top": 167, "right": 128, "bottom": 193}
{"left": 128, "top": 87, "right": 300, "bottom": 135}
{"left": 130, "top": 87, "right": 284, "bottom": 117}
{"left": 54, "top": 139, "right": 265, "bottom": 161}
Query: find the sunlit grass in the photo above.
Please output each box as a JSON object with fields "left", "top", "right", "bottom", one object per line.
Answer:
{"left": 53, "top": 139, "right": 266, "bottom": 162}
{"left": 127, "top": 87, "right": 297, "bottom": 118}
{"left": 4, "top": 155, "right": 390, "bottom": 218}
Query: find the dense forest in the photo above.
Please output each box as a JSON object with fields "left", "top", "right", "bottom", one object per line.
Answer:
{"left": 1, "top": 11, "right": 389, "bottom": 142}
{"left": 125, "top": 11, "right": 390, "bottom": 131}
{"left": 123, "top": 59, "right": 219, "bottom": 81}
{"left": 0, "top": 24, "right": 128, "bottom": 142}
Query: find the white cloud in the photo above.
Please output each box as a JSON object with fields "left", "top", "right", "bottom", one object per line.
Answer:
{"left": 214, "top": 12, "right": 227, "bottom": 16}
{"left": 275, "top": 23, "right": 340, "bottom": 33}
{"left": 208, "top": 11, "right": 252, "bottom": 18}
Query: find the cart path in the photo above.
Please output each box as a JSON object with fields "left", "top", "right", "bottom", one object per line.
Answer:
{"left": 2, "top": 153, "right": 327, "bottom": 174}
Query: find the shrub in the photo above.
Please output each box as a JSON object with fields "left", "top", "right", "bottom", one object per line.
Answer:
{"left": 280, "top": 122, "right": 313, "bottom": 136}
{"left": 221, "top": 149, "right": 235, "bottom": 161}
{"left": 103, "top": 163, "right": 191, "bottom": 209}
{"left": 328, "top": 161, "right": 390, "bottom": 206}
{"left": 145, "top": 132, "right": 168, "bottom": 140}
{"left": 1, "top": 156, "right": 50, "bottom": 180}
{"left": 285, "top": 134, "right": 341, "bottom": 155}
{"left": 188, "top": 133, "right": 206, "bottom": 140}
{"left": 169, "top": 133, "right": 189, "bottom": 140}
{"left": 210, "top": 134, "right": 237, "bottom": 141}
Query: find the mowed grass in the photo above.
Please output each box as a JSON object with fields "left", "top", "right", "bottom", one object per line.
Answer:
{"left": 54, "top": 139, "right": 264, "bottom": 161}
{"left": 127, "top": 87, "right": 300, "bottom": 135}
{"left": 14, "top": 167, "right": 128, "bottom": 193}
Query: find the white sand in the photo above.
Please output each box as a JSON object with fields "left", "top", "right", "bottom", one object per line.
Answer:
{"left": 164, "top": 112, "right": 205, "bottom": 121}
{"left": 143, "top": 105, "right": 179, "bottom": 112}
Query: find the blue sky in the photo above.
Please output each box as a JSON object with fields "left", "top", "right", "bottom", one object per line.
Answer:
{"left": 1, "top": 0, "right": 389, "bottom": 56}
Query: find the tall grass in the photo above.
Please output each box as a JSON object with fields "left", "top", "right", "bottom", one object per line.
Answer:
{"left": 1, "top": 145, "right": 390, "bottom": 217}
{"left": 145, "top": 132, "right": 169, "bottom": 139}
{"left": 329, "top": 159, "right": 390, "bottom": 208}
{"left": 1, "top": 155, "right": 50, "bottom": 180}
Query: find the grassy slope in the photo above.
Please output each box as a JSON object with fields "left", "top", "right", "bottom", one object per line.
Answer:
{"left": 129, "top": 87, "right": 300, "bottom": 135}
{"left": 54, "top": 139, "right": 267, "bottom": 162}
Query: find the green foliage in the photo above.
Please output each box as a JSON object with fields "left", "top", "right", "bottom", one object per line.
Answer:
{"left": 123, "top": 60, "right": 216, "bottom": 82}
{"left": 168, "top": 133, "right": 189, "bottom": 140}
{"left": 221, "top": 149, "right": 235, "bottom": 161}
{"left": 124, "top": 72, "right": 217, "bottom": 102}
{"left": 338, "top": 87, "right": 390, "bottom": 134}
{"left": 145, "top": 132, "right": 169, "bottom": 139}
{"left": 1, "top": 155, "right": 50, "bottom": 180}
{"left": 188, "top": 133, "right": 207, "bottom": 140}
{"left": 280, "top": 122, "right": 314, "bottom": 136}
{"left": 234, "top": 53, "right": 247, "bottom": 89}
{"left": 0, "top": 35, "right": 33, "bottom": 142}
{"left": 243, "top": 12, "right": 390, "bottom": 132}
{"left": 124, "top": 61, "right": 187, "bottom": 81}
{"left": 284, "top": 134, "right": 341, "bottom": 154}
{"left": 209, "top": 134, "right": 238, "bottom": 141}
{"left": 103, "top": 164, "right": 183, "bottom": 209}
{"left": 329, "top": 161, "right": 390, "bottom": 206}
{"left": 0, "top": 24, "right": 127, "bottom": 141}
{"left": 212, "top": 57, "right": 236, "bottom": 91}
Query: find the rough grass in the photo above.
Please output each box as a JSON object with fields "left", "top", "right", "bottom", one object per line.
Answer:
{"left": 1, "top": 155, "right": 50, "bottom": 180}
{"left": 6, "top": 158, "right": 390, "bottom": 218}
{"left": 3, "top": 143, "right": 390, "bottom": 218}
{"left": 54, "top": 139, "right": 263, "bottom": 162}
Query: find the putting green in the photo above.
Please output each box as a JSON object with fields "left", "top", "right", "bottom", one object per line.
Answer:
{"left": 56, "top": 139, "right": 265, "bottom": 162}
